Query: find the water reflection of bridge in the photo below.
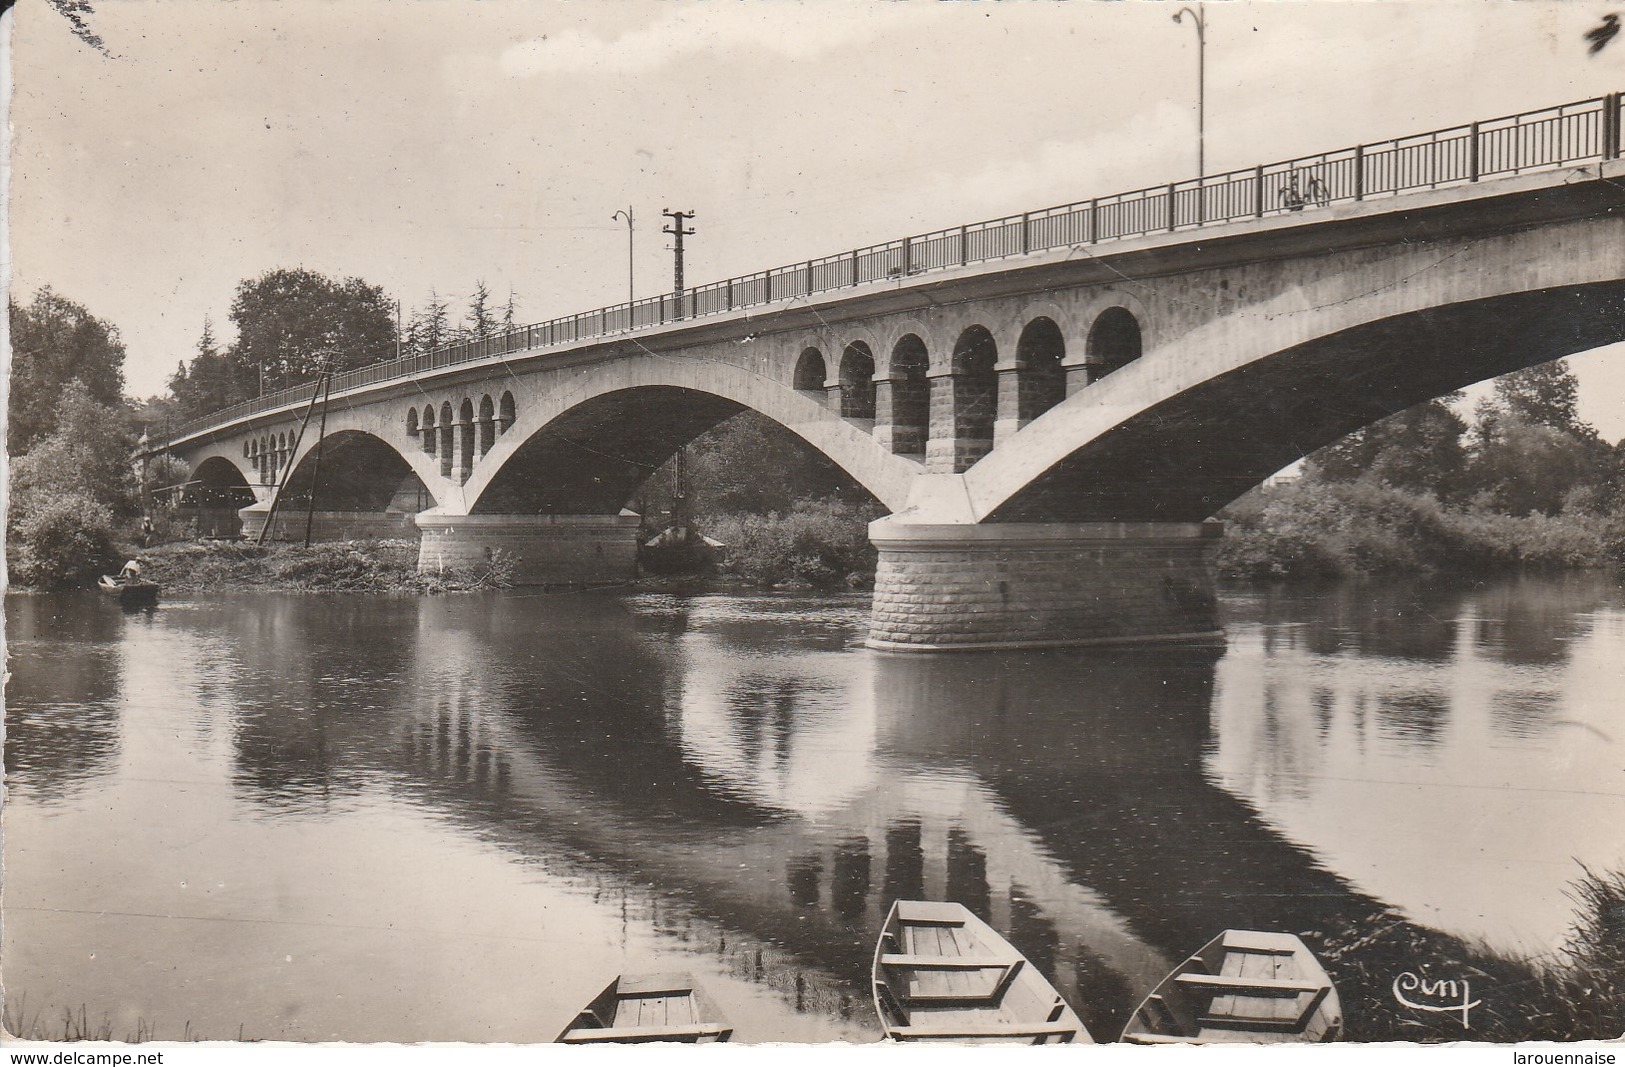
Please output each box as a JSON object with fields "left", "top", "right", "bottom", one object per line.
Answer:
{"left": 323, "top": 593, "right": 1406, "bottom": 1038}
{"left": 23, "top": 580, "right": 1611, "bottom": 1040}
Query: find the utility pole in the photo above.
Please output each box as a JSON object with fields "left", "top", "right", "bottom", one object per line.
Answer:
{"left": 662, "top": 208, "right": 695, "bottom": 318}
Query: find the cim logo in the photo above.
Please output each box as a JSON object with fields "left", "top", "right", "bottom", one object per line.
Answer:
{"left": 1392, "top": 971, "right": 1483, "bottom": 1028}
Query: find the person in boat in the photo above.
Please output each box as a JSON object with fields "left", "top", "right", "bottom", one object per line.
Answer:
{"left": 117, "top": 560, "right": 143, "bottom": 586}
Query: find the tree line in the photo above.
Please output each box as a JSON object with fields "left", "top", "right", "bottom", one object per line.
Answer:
{"left": 7, "top": 270, "right": 522, "bottom": 586}
{"left": 1219, "top": 361, "right": 1625, "bottom": 578}
{"left": 163, "top": 270, "right": 521, "bottom": 424}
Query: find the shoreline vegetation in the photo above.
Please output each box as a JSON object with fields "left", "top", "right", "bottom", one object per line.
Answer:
{"left": 110, "top": 538, "right": 515, "bottom": 595}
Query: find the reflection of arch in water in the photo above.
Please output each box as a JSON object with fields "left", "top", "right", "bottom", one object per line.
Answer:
{"left": 867, "top": 645, "right": 1392, "bottom": 960}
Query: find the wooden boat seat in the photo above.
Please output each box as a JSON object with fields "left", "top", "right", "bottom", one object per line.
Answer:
{"left": 895, "top": 901, "right": 969, "bottom": 925}
{"left": 1174, "top": 973, "right": 1325, "bottom": 997}
{"left": 1122, "top": 1032, "right": 1197, "bottom": 1045}
{"left": 893, "top": 957, "right": 1025, "bottom": 1004}
{"left": 888, "top": 1021, "right": 1080, "bottom": 1041}
{"left": 560, "top": 1023, "right": 731, "bottom": 1043}
{"left": 1198, "top": 1014, "right": 1313, "bottom": 1034}
{"left": 879, "top": 953, "right": 1020, "bottom": 971}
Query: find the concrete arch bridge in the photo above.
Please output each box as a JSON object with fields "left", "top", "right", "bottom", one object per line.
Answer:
{"left": 158, "top": 97, "right": 1625, "bottom": 651}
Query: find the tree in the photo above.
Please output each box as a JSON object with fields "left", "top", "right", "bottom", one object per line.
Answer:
{"left": 1461, "top": 360, "right": 1611, "bottom": 515}
{"left": 1493, "top": 358, "right": 1592, "bottom": 439}
{"left": 464, "top": 280, "right": 499, "bottom": 341}
{"left": 404, "top": 291, "right": 451, "bottom": 356}
{"left": 501, "top": 288, "right": 520, "bottom": 334}
{"left": 169, "top": 315, "right": 257, "bottom": 419}
{"left": 1465, "top": 418, "right": 1598, "bottom": 516}
{"left": 8, "top": 381, "right": 139, "bottom": 586}
{"left": 229, "top": 268, "right": 396, "bottom": 393}
{"left": 8, "top": 287, "right": 127, "bottom": 453}
{"left": 1310, "top": 395, "right": 1468, "bottom": 499}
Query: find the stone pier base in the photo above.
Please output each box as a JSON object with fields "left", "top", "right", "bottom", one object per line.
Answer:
{"left": 867, "top": 520, "right": 1223, "bottom": 652}
{"left": 415, "top": 512, "right": 640, "bottom": 587}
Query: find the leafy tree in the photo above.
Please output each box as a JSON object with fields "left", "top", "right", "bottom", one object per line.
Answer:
{"left": 8, "top": 381, "right": 140, "bottom": 586}
{"left": 1311, "top": 395, "right": 1468, "bottom": 499}
{"left": 229, "top": 268, "right": 396, "bottom": 392}
{"left": 8, "top": 287, "right": 127, "bottom": 453}
{"left": 1493, "top": 358, "right": 1592, "bottom": 439}
{"left": 1467, "top": 418, "right": 1601, "bottom": 517}
{"left": 1462, "top": 360, "right": 1611, "bottom": 516}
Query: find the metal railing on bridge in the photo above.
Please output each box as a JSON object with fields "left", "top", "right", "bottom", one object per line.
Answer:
{"left": 167, "top": 91, "right": 1624, "bottom": 446}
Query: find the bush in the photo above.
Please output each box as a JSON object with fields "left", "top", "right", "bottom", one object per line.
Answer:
{"left": 707, "top": 498, "right": 882, "bottom": 588}
{"left": 1218, "top": 480, "right": 1622, "bottom": 579}
{"left": 9, "top": 490, "right": 122, "bottom": 587}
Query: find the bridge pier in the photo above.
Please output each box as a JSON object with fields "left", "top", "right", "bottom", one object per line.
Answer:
{"left": 415, "top": 512, "right": 640, "bottom": 586}
{"left": 866, "top": 519, "right": 1223, "bottom": 652}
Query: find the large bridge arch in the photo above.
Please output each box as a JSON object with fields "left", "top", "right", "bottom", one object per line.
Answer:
{"left": 275, "top": 429, "right": 435, "bottom": 514}
{"left": 185, "top": 456, "right": 256, "bottom": 508}
{"left": 459, "top": 360, "right": 920, "bottom": 516}
{"left": 964, "top": 218, "right": 1625, "bottom": 525}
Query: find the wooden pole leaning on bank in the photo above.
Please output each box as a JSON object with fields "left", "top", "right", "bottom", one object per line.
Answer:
{"left": 256, "top": 363, "right": 336, "bottom": 547}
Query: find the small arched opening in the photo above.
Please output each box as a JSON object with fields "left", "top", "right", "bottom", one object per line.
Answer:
{"left": 478, "top": 395, "right": 496, "bottom": 456}
{"left": 794, "top": 347, "right": 827, "bottom": 393}
{"left": 885, "top": 335, "right": 930, "bottom": 456}
{"left": 458, "top": 398, "right": 476, "bottom": 483}
{"left": 421, "top": 406, "right": 437, "bottom": 456}
{"left": 944, "top": 325, "right": 998, "bottom": 471}
{"left": 1087, "top": 307, "right": 1142, "bottom": 383}
{"left": 839, "top": 342, "right": 876, "bottom": 421}
{"left": 439, "top": 402, "right": 455, "bottom": 479}
{"left": 1016, "top": 317, "right": 1067, "bottom": 420}
{"left": 407, "top": 408, "right": 419, "bottom": 437}
{"left": 499, "top": 391, "right": 516, "bottom": 433}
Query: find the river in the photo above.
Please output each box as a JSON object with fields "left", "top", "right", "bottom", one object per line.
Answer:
{"left": 5, "top": 573, "right": 1623, "bottom": 1043}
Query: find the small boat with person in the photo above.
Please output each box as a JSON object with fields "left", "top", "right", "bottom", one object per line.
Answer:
{"left": 1121, "top": 929, "right": 1342, "bottom": 1044}
{"left": 99, "top": 560, "right": 159, "bottom": 606}
{"left": 556, "top": 973, "right": 733, "bottom": 1044}
{"left": 871, "top": 899, "right": 1092, "bottom": 1044}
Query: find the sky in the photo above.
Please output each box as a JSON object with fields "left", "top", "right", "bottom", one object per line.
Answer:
{"left": 8, "top": 0, "right": 1625, "bottom": 439}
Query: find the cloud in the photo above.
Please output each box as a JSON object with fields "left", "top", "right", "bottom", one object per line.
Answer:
{"left": 499, "top": 4, "right": 922, "bottom": 78}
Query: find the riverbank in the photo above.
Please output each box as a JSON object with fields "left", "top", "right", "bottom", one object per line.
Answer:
{"left": 1319, "top": 865, "right": 1625, "bottom": 1041}
{"left": 127, "top": 538, "right": 512, "bottom": 594}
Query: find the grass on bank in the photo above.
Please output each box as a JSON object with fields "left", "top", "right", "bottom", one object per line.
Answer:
{"left": 130, "top": 538, "right": 513, "bottom": 594}
{"left": 1315, "top": 864, "right": 1625, "bottom": 1042}
{"left": 0, "top": 999, "right": 248, "bottom": 1043}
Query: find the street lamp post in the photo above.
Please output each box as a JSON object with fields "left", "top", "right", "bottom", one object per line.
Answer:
{"left": 611, "top": 207, "right": 634, "bottom": 306}
{"left": 1172, "top": 4, "right": 1206, "bottom": 179}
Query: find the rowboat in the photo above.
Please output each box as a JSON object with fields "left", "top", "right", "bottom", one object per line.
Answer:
{"left": 871, "top": 900, "right": 1092, "bottom": 1044}
{"left": 557, "top": 973, "right": 733, "bottom": 1044}
{"left": 1121, "top": 930, "right": 1342, "bottom": 1044}
{"left": 98, "top": 575, "right": 160, "bottom": 606}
